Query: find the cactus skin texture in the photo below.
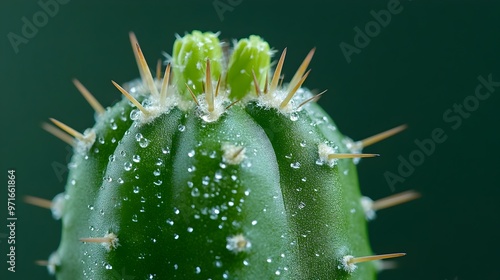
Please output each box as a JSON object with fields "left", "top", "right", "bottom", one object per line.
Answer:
{"left": 39, "top": 30, "right": 402, "bottom": 279}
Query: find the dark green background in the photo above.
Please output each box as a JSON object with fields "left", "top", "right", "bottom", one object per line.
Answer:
{"left": 1, "top": 0, "right": 499, "bottom": 279}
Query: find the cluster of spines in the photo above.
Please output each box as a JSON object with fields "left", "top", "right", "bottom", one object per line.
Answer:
{"left": 28, "top": 31, "right": 420, "bottom": 277}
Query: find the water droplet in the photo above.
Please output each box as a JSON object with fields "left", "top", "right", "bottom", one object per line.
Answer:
{"left": 162, "top": 147, "right": 170, "bottom": 154}
{"left": 156, "top": 158, "right": 164, "bottom": 166}
{"left": 133, "top": 186, "right": 140, "bottom": 193}
{"left": 298, "top": 202, "right": 306, "bottom": 209}
{"left": 300, "top": 140, "right": 307, "bottom": 147}
{"left": 120, "top": 150, "right": 127, "bottom": 157}
{"left": 187, "top": 227, "right": 194, "bottom": 233}
{"left": 191, "top": 188, "right": 200, "bottom": 197}
{"left": 174, "top": 207, "right": 180, "bottom": 215}
{"left": 130, "top": 109, "right": 140, "bottom": 120}
{"left": 124, "top": 162, "right": 132, "bottom": 171}
{"left": 98, "top": 137, "right": 105, "bottom": 144}
{"left": 290, "top": 162, "right": 301, "bottom": 169}
{"left": 131, "top": 214, "right": 138, "bottom": 222}
{"left": 135, "top": 133, "right": 143, "bottom": 141}
{"left": 110, "top": 122, "right": 118, "bottom": 130}
{"left": 103, "top": 176, "right": 112, "bottom": 182}
{"left": 202, "top": 176, "right": 210, "bottom": 186}
{"left": 117, "top": 178, "right": 124, "bottom": 184}
{"left": 243, "top": 260, "right": 249, "bottom": 266}
{"left": 275, "top": 270, "right": 281, "bottom": 276}
{"left": 88, "top": 205, "right": 94, "bottom": 210}
{"left": 178, "top": 124, "right": 186, "bottom": 132}
{"left": 166, "top": 219, "right": 174, "bottom": 226}
{"left": 251, "top": 220, "right": 257, "bottom": 225}
{"left": 285, "top": 153, "right": 292, "bottom": 159}
{"left": 111, "top": 137, "right": 117, "bottom": 143}
{"left": 187, "top": 166, "right": 196, "bottom": 172}
{"left": 301, "top": 177, "right": 307, "bottom": 182}
{"left": 174, "top": 234, "right": 179, "bottom": 240}
{"left": 71, "top": 179, "right": 76, "bottom": 186}
{"left": 215, "top": 171, "right": 223, "bottom": 180}
{"left": 105, "top": 264, "right": 112, "bottom": 270}
{"left": 89, "top": 225, "right": 95, "bottom": 231}
{"left": 290, "top": 112, "right": 299, "bottom": 121}
{"left": 139, "top": 138, "right": 150, "bottom": 148}
{"left": 153, "top": 180, "right": 163, "bottom": 186}
{"left": 188, "top": 150, "right": 195, "bottom": 157}
{"left": 153, "top": 169, "right": 161, "bottom": 176}
{"left": 266, "top": 258, "right": 272, "bottom": 263}
{"left": 132, "top": 154, "right": 141, "bottom": 162}
{"left": 343, "top": 169, "right": 349, "bottom": 175}
{"left": 195, "top": 267, "right": 201, "bottom": 274}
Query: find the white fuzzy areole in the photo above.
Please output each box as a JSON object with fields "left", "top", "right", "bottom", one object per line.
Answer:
{"left": 256, "top": 86, "right": 314, "bottom": 114}
{"left": 317, "top": 143, "right": 337, "bottom": 167}
{"left": 222, "top": 143, "right": 246, "bottom": 165}
{"left": 50, "top": 193, "right": 66, "bottom": 220}
{"left": 226, "top": 234, "right": 251, "bottom": 253}
{"left": 47, "top": 251, "right": 61, "bottom": 275}
{"left": 360, "top": 196, "right": 376, "bottom": 221}
{"left": 197, "top": 91, "right": 228, "bottom": 123}
{"left": 133, "top": 85, "right": 181, "bottom": 125}
{"left": 75, "top": 128, "right": 96, "bottom": 154}
{"left": 102, "top": 232, "right": 120, "bottom": 251}
{"left": 340, "top": 255, "right": 357, "bottom": 273}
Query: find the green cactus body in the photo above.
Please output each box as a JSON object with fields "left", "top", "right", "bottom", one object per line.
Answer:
{"left": 39, "top": 30, "right": 407, "bottom": 279}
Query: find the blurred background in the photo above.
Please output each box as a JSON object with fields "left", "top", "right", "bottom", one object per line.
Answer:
{"left": 1, "top": 0, "right": 499, "bottom": 279}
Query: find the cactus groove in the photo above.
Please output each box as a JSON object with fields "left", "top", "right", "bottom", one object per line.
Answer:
{"left": 34, "top": 30, "right": 417, "bottom": 279}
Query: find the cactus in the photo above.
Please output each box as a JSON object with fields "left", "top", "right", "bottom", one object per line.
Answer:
{"left": 29, "top": 30, "right": 419, "bottom": 279}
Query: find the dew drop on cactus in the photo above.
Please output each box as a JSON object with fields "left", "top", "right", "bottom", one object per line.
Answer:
{"left": 29, "top": 30, "right": 421, "bottom": 279}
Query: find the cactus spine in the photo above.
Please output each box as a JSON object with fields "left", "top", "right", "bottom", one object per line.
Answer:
{"left": 33, "top": 30, "right": 416, "bottom": 279}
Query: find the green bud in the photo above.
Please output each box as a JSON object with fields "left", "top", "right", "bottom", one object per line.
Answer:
{"left": 227, "top": 35, "right": 270, "bottom": 99}
{"left": 172, "top": 30, "right": 223, "bottom": 97}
